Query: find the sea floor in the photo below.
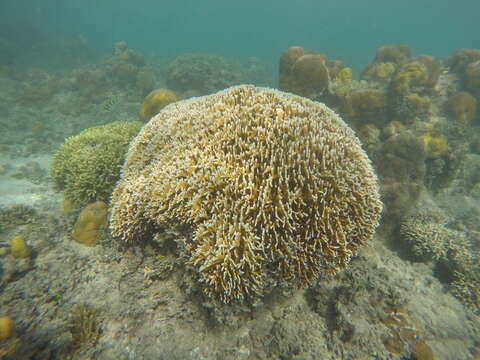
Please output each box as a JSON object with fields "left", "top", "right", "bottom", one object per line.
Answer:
{"left": 1, "top": 165, "right": 479, "bottom": 359}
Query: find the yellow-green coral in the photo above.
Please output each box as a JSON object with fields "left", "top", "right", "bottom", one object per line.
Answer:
{"left": 0, "top": 317, "right": 14, "bottom": 340}
{"left": 51, "top": 121, "right": 143, "bottom": 206}
{"left": 72, "top": 202, "right": 108, "bottom": 247}
{"left": 391, "top": 62, "right": 428, "bottom": 95}
{"left": 335, "top": 67, "right": 353, "bottom": 84}
{"left": 138, "top": 88, "right": 177, "bottom": 122}
{"left": 421, "top": 135, "right": 448, "bottom": 158}
{"left": 10, "top": 235, "right": 30, "bottom": 259}
{"left": 110, "top": 85, "right": 382, "bottom": 303}
{"left": 0, "top": 317, "right": 17, "bottom": 358}
{"left": 362, "top": 62, "right": 396, "bottom": 82}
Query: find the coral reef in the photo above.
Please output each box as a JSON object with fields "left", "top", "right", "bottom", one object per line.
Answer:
{"left": 400, "top": 209, "right": 458, "bottom": 261}
{"left": 166, "top": 54, "right": 246, "bottom": 96}
{"left": 9, "top": 235, "right": 30, "bottom": 259}
{"left": 446, "top": 49, "right": 480, "bottom": 97}
{"left": 373, "top": 45, "right": 412, "bottom": 65}
{"left": 135, "top": 67, "right": 157, "bottom": 96}
{"left": 72, "top": 202, "right": 108, "bottom": 247}
{"left": 391, "top": 61, "right": 430, "bottom": 96}
{"left": 400, "top": 203, "right": 479, "bottom": 313}
{"left": 0, "top": 317, "right": 14, "bottom": 340}
{"left": 0, "top": 316, "right": 17, "bottom": 358}
{"left": 69, "top": 304, "right": 101, "bottom": 350}
{"left": 349, "top": 89, "right": 388, "bottom": 124}
{"left": 138, "top": 88, "right": 177, "bottom": 122}
{"left": 465, "top": 60, "right": 480, "bottom": 96}
{"left": 445, "top": 91, "right": 477, "bottom": 122}
{"left": 50, "top": 121, "right": 142, "bottom": 207}
{"left": 110, "top": 85, "right": 382, "bottom": 303}
{"left": 361, "top": 62, "right": 397, "bottom": 83}
{"left": 446, "top": 49, "right": 480, "bottom": 74}
{"left": 421, "top": 134, "right": 448, "bottom": 158}
{"left": 279, "top": 46, "right": 330, "bottom": 99}
{"left": 0, "top": 205, "right": 36, "bottom": 234}
{"left": 105, "top": 41, "right": 146, "bottom": 88}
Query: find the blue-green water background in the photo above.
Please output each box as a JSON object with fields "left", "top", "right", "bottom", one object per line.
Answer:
{"left": 1, "top": 0, "right": 479, "bottom": 73}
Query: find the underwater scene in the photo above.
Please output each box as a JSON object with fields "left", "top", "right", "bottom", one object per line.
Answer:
{"left": 1, "top": 0, "right": 480, "bottom": 359}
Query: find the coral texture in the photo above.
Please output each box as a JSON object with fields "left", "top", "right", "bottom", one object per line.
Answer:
{"left": 51, "top": 121, "right": 143, "bottom": 206}
{"left": 110, "top": 85, "right": 382, "bottom": 303}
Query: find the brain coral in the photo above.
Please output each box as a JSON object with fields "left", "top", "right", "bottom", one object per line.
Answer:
{"left": 110, "top": 85, "right": 382, "bottom": 303}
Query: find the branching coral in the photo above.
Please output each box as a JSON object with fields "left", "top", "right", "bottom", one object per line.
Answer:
{"left": 69, "top": 304, "right": 101, "bottom": 350}
{"left": 110, "top": 85, "right": 382, "bottom": 303}
{"left": 400, "top": 210, "right": 456, "bottom": 260}
{"left": 51, "top": 121, "right": 143, "bottom": 206}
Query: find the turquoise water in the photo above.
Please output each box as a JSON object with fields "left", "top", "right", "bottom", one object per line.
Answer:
{"left": 1, "top": 0, "right": 479, "bottom": 71}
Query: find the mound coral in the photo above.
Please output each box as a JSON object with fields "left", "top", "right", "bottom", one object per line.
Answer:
{"left": 51, "top": 121, "right": 143, "bottom": 207}
{"left": 350, "top": 89, "right": 388, "bottom": 124}
{"left": 110, "top": 85, "right": 382, "bottom": 303}
{"left": 361, "top": 62, "right": 396, "bottom": 83}
{"left": 465, "top": 61, "right": 480, "bottom": 96}
{"left": 290, "top": 54, "right": 329, "bottom": 98}
{"left": 373, "top": 45, "right": 412, "bottom": 65}
{"left": 10, "top": 235, "right": 30, "bottom": 259}
{"left": 138, "top": 88, "right": 177, "bottom": 122}
{"left": 445, "top": 91, "right": 477, "bottom": 122}
{"left": 446, "top": 48, "right": 480, "bottom": 75}
{"left": 0, "top": 317, "right": 14, "bottom": 340}
{"left": 421, "top": 135, "right": 448, "bottom": 158}
{"left": 72, "top": 201, "right": 108, "bottom": 247}
{"left": 391, "top": 62, "right": 428, "bottom": 95}
{"left": 391, "top": 58, "right": 441, "bottom": 96}
{"left": 279, "top": 47, "right": 329, "bottom": 99}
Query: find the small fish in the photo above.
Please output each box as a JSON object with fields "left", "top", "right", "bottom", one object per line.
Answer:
{"left": 100, "top": 94, "right": 119, "bottom": 112}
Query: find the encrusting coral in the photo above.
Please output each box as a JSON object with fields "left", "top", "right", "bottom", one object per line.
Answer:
{"left": 51, "top": 121, "right": 143, "bottom": 207}
{"left": 110, "top": 85, "right": 382, "bottom": 303}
